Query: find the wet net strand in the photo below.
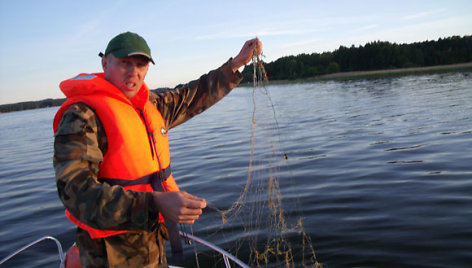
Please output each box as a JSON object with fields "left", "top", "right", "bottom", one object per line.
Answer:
{"left": 205, "top": 49, "right": 323, "bottom": 267}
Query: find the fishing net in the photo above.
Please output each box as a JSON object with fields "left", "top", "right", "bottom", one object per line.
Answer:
{"left": 185, "top": 52, "right": 323, "bottom": 267}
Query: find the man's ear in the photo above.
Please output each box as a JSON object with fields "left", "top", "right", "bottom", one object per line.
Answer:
{"left": 101, "top": 56, "right": 107, "bottom": 71}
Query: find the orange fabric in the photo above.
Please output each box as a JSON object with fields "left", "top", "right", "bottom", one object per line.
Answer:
{"left": 64, "top": 244, "right": 81, "bottom": 268}
{"left": 54, "top": 73, "right": 179, "bottom": 238}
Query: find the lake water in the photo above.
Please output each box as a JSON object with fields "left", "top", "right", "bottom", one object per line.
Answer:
{"left": 0, "top": 72, "right": 471, "bottom": 267}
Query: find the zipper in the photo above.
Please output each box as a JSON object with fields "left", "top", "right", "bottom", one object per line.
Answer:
{"left": 138, "top": 108, "right": 158, "bottom": 164}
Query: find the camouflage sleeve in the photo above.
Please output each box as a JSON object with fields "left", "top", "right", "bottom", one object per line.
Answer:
{"left": 149, "top": 58, "right": 243, "bottom": 130}
{"left": 53, "top": 103, "right": 159, "bottom": 231}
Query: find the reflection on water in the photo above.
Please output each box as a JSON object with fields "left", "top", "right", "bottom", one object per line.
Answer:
{"left": 0, "top": 72, "right": 471, "bottom": 267}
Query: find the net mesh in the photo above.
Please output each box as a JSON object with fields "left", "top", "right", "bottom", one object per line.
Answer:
{"left": 192, "top": 52, "right": 323, "bottom": 268}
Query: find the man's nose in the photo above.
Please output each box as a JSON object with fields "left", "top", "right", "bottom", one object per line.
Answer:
{"left": 126, "top": 64, "right": 139, "bottom": 76}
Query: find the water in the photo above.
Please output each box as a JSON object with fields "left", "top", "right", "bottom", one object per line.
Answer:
{"left": 1, "top": 72, "right": 471, "bottom": 267}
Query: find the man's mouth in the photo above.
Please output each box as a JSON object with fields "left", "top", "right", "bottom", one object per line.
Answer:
{"left": 125, "top": 82, "right": 136, "bottom": 90}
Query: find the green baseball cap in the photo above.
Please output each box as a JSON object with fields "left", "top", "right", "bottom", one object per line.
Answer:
{"left": 99, "top": 32, "right": 155, "bottom": 64}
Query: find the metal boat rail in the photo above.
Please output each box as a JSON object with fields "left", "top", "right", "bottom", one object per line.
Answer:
{"left": 0, "top": 236, "right": 65, "bottom": 267}
{"left": 179, "top": 231, "right": 250, "bottom": 268}
{"left": 0, "top": 233, "right": 249, "bottom": 268}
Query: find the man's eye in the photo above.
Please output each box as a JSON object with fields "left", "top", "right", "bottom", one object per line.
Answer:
{"left": 120, "top": 61, "right": 132, "bottom": 68}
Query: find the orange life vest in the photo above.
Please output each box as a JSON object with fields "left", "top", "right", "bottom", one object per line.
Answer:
{"left": 53, "top": 73, "right": 179, "bottom": 239}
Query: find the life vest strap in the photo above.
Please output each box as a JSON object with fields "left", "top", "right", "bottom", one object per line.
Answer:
{"left": 98, "top": 165, "right": 183, "bottom": 259}
{"left": 98, "top": 166, "right": 171, "bottom": 188}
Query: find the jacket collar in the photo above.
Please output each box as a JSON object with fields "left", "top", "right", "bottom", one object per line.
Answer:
{"left": 60, "top": 72, "right": 150, "bottom": 110}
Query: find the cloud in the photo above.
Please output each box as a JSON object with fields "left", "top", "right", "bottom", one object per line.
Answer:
{"left": 352, "top": 25, "right": 378, "bottom": 33}
{"left": 401, "top": 9, "right": 446, "bottom": 20}
{"left": 279, "top": 38, "right": 321, "bottom": 49}
{"left": 195, "top": 28, "right": 316, "bottom": 40}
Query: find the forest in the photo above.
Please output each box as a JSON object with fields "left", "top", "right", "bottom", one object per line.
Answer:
{"left": 1, "top": 35, "right": 471, "bottom": 113}
{"left": 0, "top": 98, "right": 66, "bottom": 113}
{"left": 241, "top": 35, "right": 472, "bottom": 82}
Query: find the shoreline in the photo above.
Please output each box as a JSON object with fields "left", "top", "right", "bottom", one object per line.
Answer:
{"left": 319, "top": 62, "right": 472, "bottom": 79}
{"left": 240, "top": 62, "right": 472, "bottom": 86}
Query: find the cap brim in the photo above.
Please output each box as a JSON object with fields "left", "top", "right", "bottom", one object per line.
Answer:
{"left": 127, "top": 52, "right": 155, "bottom": 65}
{"left": 111, "top": 49, "right": 155, "bottom": 65}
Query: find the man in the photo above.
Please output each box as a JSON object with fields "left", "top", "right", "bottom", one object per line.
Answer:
{"left": 53, "top": 32, "right": 262, "bottom": 267}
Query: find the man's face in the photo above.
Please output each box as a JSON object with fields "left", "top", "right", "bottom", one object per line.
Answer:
{"left": 102, "top": 54, "right": 150, "bottom": 99}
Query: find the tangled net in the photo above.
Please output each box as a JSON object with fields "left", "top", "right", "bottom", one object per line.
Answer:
{"left": 193, "top": 50, "right": 323, "bottom": 268}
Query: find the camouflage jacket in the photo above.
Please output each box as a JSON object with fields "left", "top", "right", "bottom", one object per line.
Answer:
{"left": 53, "top": 59, "right": 242, "bottom": 233}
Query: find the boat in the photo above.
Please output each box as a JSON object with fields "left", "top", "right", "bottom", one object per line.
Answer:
{"left": 0, "top": 232, "right": 249, "bottom": 268}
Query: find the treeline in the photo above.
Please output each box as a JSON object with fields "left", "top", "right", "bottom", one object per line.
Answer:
{"left": 242, "top": 35, "right": 472, "bottom": 82}
{"left": 0, "top": 98, "right": 65, "bottom": 113}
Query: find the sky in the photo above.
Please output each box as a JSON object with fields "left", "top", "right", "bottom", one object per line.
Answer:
{"left": 0, "top": 0, "right": 471, "bottom": 105}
